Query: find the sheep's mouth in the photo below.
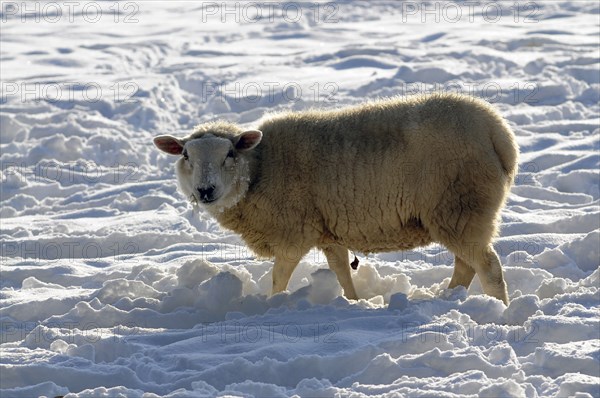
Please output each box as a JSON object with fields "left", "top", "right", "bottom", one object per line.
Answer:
{"left": 190, "top": 193, "right": 218, "bottom": 205}
{"left": 200, "top": 197, "right": 217, "bottom": 204}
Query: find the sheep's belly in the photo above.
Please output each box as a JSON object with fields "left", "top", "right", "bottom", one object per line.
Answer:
{"left": 328, "top": 218, "right": 433, "bottom": 254}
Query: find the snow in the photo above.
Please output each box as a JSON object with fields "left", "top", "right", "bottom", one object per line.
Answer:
{"left": 1, "top": 1, "right": 599, "bottom": 397}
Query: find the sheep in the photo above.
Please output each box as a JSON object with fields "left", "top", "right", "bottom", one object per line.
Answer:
{"left": 154, "top": 93, "right": 519, "bottom": 305}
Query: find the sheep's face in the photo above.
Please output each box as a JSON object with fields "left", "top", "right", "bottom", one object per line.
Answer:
{"left": 154, "top": 130, "right": 262, "bottom": 212}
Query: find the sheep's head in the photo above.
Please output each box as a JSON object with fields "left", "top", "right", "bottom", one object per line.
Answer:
{"left": 154, "top": 129, "right": 262, "bottom": 212}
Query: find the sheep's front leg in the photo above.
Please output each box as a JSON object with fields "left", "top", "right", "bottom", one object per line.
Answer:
{"left": 272, "top": 252, "right": 303, "bottom": 295}
{"left": 322, "top": 244, "right": 359, "bottom": 300}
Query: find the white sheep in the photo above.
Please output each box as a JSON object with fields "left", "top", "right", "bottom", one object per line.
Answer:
{"left": 154, "top": 93, "right": 518, "bottom": 304}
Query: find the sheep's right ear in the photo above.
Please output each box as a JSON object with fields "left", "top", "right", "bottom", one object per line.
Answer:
{"left": 154, "top": 135, "right": 184, "bottom": 155}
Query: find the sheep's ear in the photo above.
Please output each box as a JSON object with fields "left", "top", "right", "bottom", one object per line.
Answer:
{"left": 235, "top": 130, "right": 262, "bottom": 151}
{"left": 154, "top": 135, "right": 184, "bottom": 155}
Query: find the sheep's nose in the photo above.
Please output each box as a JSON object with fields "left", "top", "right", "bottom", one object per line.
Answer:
{"left": 198, "top": 186, "right": 216, "bottom": 202}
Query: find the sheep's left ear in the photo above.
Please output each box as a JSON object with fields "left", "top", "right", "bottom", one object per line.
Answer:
{"left": 235, "top": 130, "right": 262, "bottom": 151}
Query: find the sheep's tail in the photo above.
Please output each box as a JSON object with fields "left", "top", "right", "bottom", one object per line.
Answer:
{"left": 490, "top": 119, "right": 519, "bottom": 182}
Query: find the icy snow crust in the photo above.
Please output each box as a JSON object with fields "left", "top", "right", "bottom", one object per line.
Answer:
{"left": 1, "top": 1, "right": 599, "bottom": 397}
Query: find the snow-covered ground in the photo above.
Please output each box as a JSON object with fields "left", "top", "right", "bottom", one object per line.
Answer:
{"left": 1, "top": 1, "right": 599, "bottom": 397}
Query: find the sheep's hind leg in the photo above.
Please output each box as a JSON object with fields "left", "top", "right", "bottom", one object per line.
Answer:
{"left": 322, "top": 245, "right": 359, "bottom": 300}
{"left": 448, "top": 255, "right": 476, "bottom": 290}
{"left": 463, "top": 245, "right": 509, "bottom": 305}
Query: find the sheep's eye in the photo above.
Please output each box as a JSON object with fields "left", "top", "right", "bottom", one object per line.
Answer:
{"left": 182, "top": 150, "right": 189, "bottom": 161}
